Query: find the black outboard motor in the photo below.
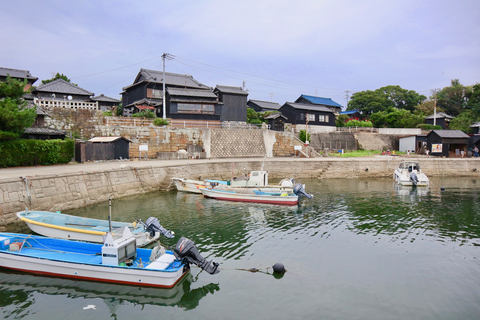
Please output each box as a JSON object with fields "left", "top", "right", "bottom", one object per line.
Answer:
{"left": 293, "top": 183, "right": 313, "bottom": 199}
{"left": 174, "top": 237, "right": 220, "bottom": 274}
{"left": 410, "top": 172, "right": 418, "bottom": 186}
{"left": 144, "top": 217, "right": 175, "bottom": 238}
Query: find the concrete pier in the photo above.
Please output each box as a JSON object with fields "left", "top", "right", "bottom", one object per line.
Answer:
{"left": 1, "top": 157, "right": 479, "bottom": 230}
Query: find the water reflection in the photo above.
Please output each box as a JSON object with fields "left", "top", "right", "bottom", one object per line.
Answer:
{"left": 0, "top": 270, "right": 219, "bottom": 319}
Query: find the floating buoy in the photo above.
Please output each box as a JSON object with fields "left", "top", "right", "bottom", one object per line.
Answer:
{"left": 272, "top": 262, "right": 286, "bottom": 274}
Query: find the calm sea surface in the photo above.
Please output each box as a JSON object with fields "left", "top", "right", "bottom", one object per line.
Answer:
{"left": 2, "top": 177, "right": 480, "bottom": 320}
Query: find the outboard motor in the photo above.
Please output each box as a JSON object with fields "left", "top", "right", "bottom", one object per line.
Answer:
{"left": 174, "top": 237, "right": 220, "bottom": 274}
{"left": 410, "top": 172, "right": 419, "bottom": 186}
{"left": 144, "top": 217, "right": 175, "bottom": 238}
{"left": 293, "top": 183, "right": 313, "bottom": 199}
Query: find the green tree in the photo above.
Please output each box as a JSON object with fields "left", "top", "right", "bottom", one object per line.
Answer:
{"left": 347, "top": 85, "right": 425, "bottom": 115}
{"left": 335, "top": 114, "right": 350, "bottom": 127}
{"left": 414, "top": 100, "right": 444, "bottom": 116}
{"left": 41, "top": 73, "right": 75, "bottom": 85}
{"left": 0, "top": 77, "right": 36, "bottom": 140}
{"left": 370, "top": 108, "right": 423, "bottom": 128}
{"left": 435, "top": 79, "right": 471, "bottom": 116}
{"left": 450, "top": 110, "right": 480, "bottom": 133}
{"left": 115, "top": 103, "right": 123, "bottom": 116}
{"left": 468, "top": 83, "right": 480, "bottom": 116}
{"left": 246, "top": 107, "right": 263, "bottom": 124}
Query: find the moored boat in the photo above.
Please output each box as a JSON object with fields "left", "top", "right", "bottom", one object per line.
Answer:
{"left": 0, "top": 229, "right": 219, "bottom": 288}
{"left": 393, "top": 161, "right": 429, "bottom": 186}
{"left": 16, "top": 210, "right": 173, "bottom": 247}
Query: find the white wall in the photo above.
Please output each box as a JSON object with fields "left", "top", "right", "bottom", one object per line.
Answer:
{"left": 378, "top": 128, "right": 421, "bottom": 135}
{"left": 399, "top": 136, "right": 416, "bottom": 152}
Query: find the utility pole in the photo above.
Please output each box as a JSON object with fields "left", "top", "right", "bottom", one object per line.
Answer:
{"left": 345, "top": 90, "right": 351, "bottom": 110}
{"left": 161, "top": 53, "right": 174, "bottom": 119}
{"left": 432, "top": 89, "right": 438, "bottom": 126}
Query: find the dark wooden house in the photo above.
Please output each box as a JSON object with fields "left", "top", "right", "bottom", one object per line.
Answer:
{"left": 295, "top": 94, "right": 343, "bottom": 114}
{"left": 76, "top": 137, "right": 130, "bottom": 162}
{"left": 33, "top": 79, "right": 98, "bottom": 110}
{"left": 426, "top": 130, "right": 469, "bottom": 157}
{"left": 214, "top": 85, "right": 248, "bottom": 122}
{"left": 247, "top": 99, "right": 281, "bottom": 112}
{"left": 121, "top": 68, "right": 211, "bottom": 117}
{"left": 0, "top": 67, "right": 38, "bottom": 91}
{"left": 471, "top": 122, "right": 480, "bottom": 134}
{"left": 167, "top": 87, "right": 221, "bottom": 121}
{"left": 91, "top": 94, "right": 120, "bottom": 111}
{"left": 279, "top": 102, "right": 336, "bottom": 127}
{"left": 425, "top": 112, "right": 454, "bottom": 129}
{"left": 264, "top": 113, "right": 287, "bottom": 131}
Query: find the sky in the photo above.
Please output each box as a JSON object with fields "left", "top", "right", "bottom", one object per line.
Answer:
{"left": 1, "top": 0, "right": 479, "bottom": 107}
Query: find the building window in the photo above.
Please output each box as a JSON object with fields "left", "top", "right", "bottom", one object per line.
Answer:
{"left": 147, "top": 88, "right": 162, "bottom": 99}
{"left": 318, "top": 115, "right": 329, "bottom": 123}
{"left": 306, "top": 113, "right": 315, "bottom": 122}
{"left": 177, "top": 103, "right": 215, "bottom": 114}
{"left": 299, "top": 113, "right": 305, "bottom": 120}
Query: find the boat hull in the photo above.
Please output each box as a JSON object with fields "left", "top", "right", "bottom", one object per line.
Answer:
{"left": 17, "top": 211, "right": 160, "bottom": 247}
{"left": 201, "top": 189, "right": 298, "bottom": 205}
{"left": 172, "top": 178, "right": 206, "bottom": 194}
{"left": 393, "top": 171, "right": 429, "bottom": 186}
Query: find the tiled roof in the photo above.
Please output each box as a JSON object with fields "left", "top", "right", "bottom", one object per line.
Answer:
{"left": 471, "top": 122, "right": 480, "bottom": 128}
{"left": 297, "top": 94, "right": 342, "bottom": 107}
{"left": 425, "top": 112, "right": 454, "bottom": 120}
{"left": 126, "top": 69, "right": 210, "bottom": 90}
{"left": 35, "top": 79, "right": 93, "bottom": 96}
{"left": 215, "top": 85, "right": 248, "bottom": 95}
{"left": 0, "top": 67, "right": 38, "bottom": 82}
{"left": 91, "top": 94, "right": 120, "bottom": 103}
{"left": 431, "top": 130, "right": 469, "bottom": 138}
{"left": 248, "top": 99, "right": 281, "bottom": 110}
{"left": 124, "top": 98, "right": 162, "bottom": 108}
{"left": 89, "top": 136, "right": 131, "bottom": 143}
{"left": 24, "top": 127, "right": 65, "bottom": 135}
{"left": 282, "top": 102, "right": 334, "bottom": 113}
{"left": 340, "top": 109, "right": 360, "bottom": 115}
{"left": 167, "top": 88, "right": 217, "bottom": 98}
{"left": 264, "top": 113, "right": 287, "bottom": 120}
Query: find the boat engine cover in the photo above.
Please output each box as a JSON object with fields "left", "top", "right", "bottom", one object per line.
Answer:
{"left": 145, "top": 217, "right": 175, "bottom": 238}
{"left": 293, "top": 183, "right": 313, "bottom": 199}
{"left": 174, "top": 237, "right": 220, "bottom": 274}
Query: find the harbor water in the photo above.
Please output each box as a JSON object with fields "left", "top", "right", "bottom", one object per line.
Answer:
{"left": 1, "top": 177, "right": 480, "bottom": 319}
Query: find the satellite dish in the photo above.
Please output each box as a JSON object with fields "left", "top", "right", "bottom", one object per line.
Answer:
{"left": 67, "top": 95, "right": 72, "bottom": 101}
{"left": 52, "top": 93, "right": 56, "bottom": 98}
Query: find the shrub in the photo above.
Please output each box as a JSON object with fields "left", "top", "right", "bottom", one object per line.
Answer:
{"left": 416, "top": 123, "right": 442, "bottom": 130}
{"left": 346, "top": 119, "right": 373, "bottom": 127}
{"left": 132, "top": 111, "right": 155, "bottom": 118}
{"left": 153, "top": 118, "right": 169, "bottom": 126}
{"left": 0, "top": 139, "right": 74, "bottom": 167}
{"left": 299, "top": 130, "right": 311, "bottom": 143}
{"left": 103, "top": 111, "right": 113, "bottom": 116}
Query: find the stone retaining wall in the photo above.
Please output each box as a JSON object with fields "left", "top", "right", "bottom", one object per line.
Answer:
{"left": 1, "top": 158, "right": 479, "bottom": 230}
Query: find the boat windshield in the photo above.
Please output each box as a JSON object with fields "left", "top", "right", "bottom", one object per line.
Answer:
{"left": 399, "top": 162, "right": 420, "bottom": 170}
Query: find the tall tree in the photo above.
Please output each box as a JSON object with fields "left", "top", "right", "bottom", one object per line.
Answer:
{"left": 0, "top": 77, "right": 36, "bottom": 140}
{"left": 41, "top": 73, "right": 75, "bottom": 85}
{"left": 435, "top": 79, "right": 471, "bottom": 116}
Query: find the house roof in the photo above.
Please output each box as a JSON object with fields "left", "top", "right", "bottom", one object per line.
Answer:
{"left": 24, "top": 127, "right": 65, "bottom": 135}
{"left": 296, "top": 94, "right": 342, "bottom": 108}
{"left": 214, "top": 85, "right": 248, "bottom": 95}
{"left": 124, "top": 98, "right": 162, "bottom": 108}
{"left": 167, "top": 88, "right": 217, "bottom": 98}
{"left": 282, "top": 102, "right": 334, "bottom": 113}
{"left": 125, "top": 68, "right": 210, "bottom": 90}
{"left": 35, "top": 79, "right": 93, "bottom": 96}
{"left": 431, "top": 130, "right": 469, "bottom": 139}
{"left": 91, "top": 94, "right": 120, "bottom": 103}
{"left": 470, "top": 122, "right": 480, "bottom": 128}
{"left": 88, "top": 136, "right": 131, "bottom": 143}
{"left": 264, "top": 113, "right": 287, "bottom": 120}
{"left": 340, "top": 109, "right": 360, "bottom": 115}
{"left": 425, "top": 112, "right": 454, "bottom": 120}
{"left": 0, "top": 67, "right": 38, "bottom": 82}
{"left": 247, "top": 99, "right": 281, "bottom": 110}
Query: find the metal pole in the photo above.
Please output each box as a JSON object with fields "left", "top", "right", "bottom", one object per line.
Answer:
{"left": 108, "top": 197, "right": 112, "bottom": 233}
{"left": 162, "top": 53, "right": 166, "bottom": 120}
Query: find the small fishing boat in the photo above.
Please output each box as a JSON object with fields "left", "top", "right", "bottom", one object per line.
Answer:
{"left": 16, "top": 210, "right": 174, "bottom": 247}
{"left": 200, "top": 183, "right": 312, "bottom": 206}
{"left": 0, "top": 229, "right": 219, "bottom": 288}
{"left": 173, "top": 171, "right": 294, "bottom": 194}
{"left": 393, "top": 161, "right": 429, "bottom": 186}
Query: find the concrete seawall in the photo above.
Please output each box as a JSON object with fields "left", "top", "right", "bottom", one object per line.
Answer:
{"left": 1, "top": 157, "right": 479, "bottom": 230}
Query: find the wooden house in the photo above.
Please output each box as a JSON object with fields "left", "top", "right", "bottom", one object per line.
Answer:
{"left": 279, "top": 102, "right": 336, "bottom": 131}
{"left": 214, "top": 85, "right": 248, "bottom": 122}
{"left": 426, "top": 130, "right": 469, "bottom": 157}
{"left": 91, "top": 94, "right": 120, "bottom": 112}
{"left": 247, "top": 99, "right": 281, "bottom": 113}
{"left": 76, "top": 137, "right": 130, "bottom": 162}
{"left": 0, "top": 67, "right": 38, "bottom": 91}
{"left": 471, "top": 122, "right": 480, "bottom": 134}
{"left": 295, "top": 94, "right": 343, "bottom": 114}
{"left": 167, "top": 87, "right": 221, "bottom": 121}
{"left": 264, "top": 113, "right": 287, "bottom": 131}
{"left": 424, "top": 112, "right": 454, "bottom": 129}
{"left": 33, "top": 79, "right": 98, "bottom": 110}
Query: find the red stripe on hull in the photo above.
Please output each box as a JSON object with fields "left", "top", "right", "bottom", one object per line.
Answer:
{"left": 204, "top": 195, "right": 298, "bottom": 206}
{"left": 0, "top": 265, "right": 188, "bottom": 288}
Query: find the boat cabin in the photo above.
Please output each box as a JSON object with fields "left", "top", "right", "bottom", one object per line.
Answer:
{"left": 101, "top": 228, "right": 137, "bottom": 266}
{"left": 230, "top": 170, "right": 269, "bottom": 187}
{"left": 398, "top": 161, "right": 421, "bottom": 172}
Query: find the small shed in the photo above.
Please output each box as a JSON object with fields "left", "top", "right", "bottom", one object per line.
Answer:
{"left": 75, "top": 137, "right": 130, "bottom": 162}
{"left": 470, "top": 122, "right": 480, "bottom": 134}
{"left": 264, "top": 113, "right": 287, "bottom": 131}
{"left": 426, "top": 130, "right": 469, "bottom": 157}
{"left": 23, "top": 127, "right": 66, "bottom": 140}
{"left": 398, "top": 136, "right": 416, "bottom": 153}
